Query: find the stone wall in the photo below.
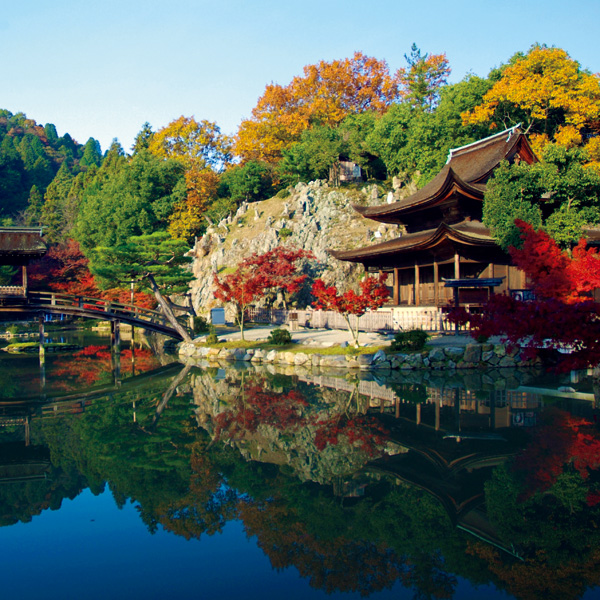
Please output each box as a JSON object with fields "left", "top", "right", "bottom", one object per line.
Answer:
{"left": 179, "top": 341, "right": 542, "bottom": 371}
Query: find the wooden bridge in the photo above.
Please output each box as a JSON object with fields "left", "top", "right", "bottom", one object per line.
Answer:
{"left": 0, "top": 290, "right": 192, "bottom": 340}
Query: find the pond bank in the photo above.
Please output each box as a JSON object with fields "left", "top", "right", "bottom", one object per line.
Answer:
{"left": 179, "top": 340, "right": 543, "bottom": 371}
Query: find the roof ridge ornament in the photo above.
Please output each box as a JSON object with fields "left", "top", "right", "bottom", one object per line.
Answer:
{"left": 445, "top": 124, "right": 522, "bottom": 164}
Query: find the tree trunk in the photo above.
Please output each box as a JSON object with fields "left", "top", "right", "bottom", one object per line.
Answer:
{"left": 144, "top": 273, "right": 192, "bottom": 343}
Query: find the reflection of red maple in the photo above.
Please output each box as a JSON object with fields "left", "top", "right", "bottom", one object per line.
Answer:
{"left": 513, "top": 408, "right": 600, "bottom": 498}
{"left": 214, "top": 382, "right": 308, "bottom": 441}
{"left": 314, "top": 415, "right": 389, "bottom": 457}
{"left": 52, "top": 346, "right": 159, "bottom": 389}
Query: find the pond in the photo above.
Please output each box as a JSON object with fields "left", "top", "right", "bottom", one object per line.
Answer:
{"left": 2, "top": 333, "right": 600, "bottom": 600}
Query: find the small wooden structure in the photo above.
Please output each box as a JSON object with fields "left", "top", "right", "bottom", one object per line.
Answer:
{"left": 331, "top": 126, "right": 537, "bottom": 307}
{"left": 0, "top": 227, "right": 46, "bottom": 298}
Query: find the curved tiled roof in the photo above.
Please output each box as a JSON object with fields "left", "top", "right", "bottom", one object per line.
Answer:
{"left": 353, "top": 126, "right": 536, "bottom": 224}
{"left": 0, "top": 227, "right": 47, "bottom": 262}
{"left": 331, "top": 220, "right": 495, "bottom": 263}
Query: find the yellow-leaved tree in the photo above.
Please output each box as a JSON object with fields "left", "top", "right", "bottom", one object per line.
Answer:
{"left": 148, "top": 116, "right": 232, "bottom": 170}
{"left": 461, "top": 46, "right": 600, "bottom": 161}
{"left": 149, "top": 116, "right": 232, "bottom": 240}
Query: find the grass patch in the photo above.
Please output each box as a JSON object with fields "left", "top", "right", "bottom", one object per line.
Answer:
{"left": 5, "top": 342, "right": 81, "bottom": 354}
{"left": 194, "top": 338, "right": 389, "bottom": 356}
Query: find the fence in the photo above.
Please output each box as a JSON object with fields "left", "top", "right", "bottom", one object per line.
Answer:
{"left": 245, "top": 306, "right": 456, "bottom": 333}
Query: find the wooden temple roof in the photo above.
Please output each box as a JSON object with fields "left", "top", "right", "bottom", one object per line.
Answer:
{"left": 352, "top": 125, "right": 537, "bottom": 225}
{"left": 0, "top": 227, "right": 47, "bottom": 264}
{"left": 331, "top": 220, "right": 497, "bottom": 268}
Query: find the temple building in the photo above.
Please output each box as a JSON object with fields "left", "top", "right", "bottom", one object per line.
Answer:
{"left": 0, "top": 227, "right": 47, "bottom": 297}
{"left": 331, "top": 126, "right": 537, "bottom": 309}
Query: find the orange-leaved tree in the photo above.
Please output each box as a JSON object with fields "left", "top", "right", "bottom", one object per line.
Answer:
{"left": 167, "top": 167, "right": 220, "bottom": 241}
{"left": 235, "top": 52, "right": 400, "bottom": 164}
{"left": 311, "top": 274, "right": 389, "bottom": 347}
{"left": 148, "top": 115, "right": 232, "bottom": 170}
{"left": 149, "top": 116, "right": 232, "bottom": 240}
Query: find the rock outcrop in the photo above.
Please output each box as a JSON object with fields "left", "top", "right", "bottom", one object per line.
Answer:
{"left": 187, "top": 181, "right": 401, "bottom": 317}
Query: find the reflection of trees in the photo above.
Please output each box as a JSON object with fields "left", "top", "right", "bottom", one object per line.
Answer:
{"left": 213, "top": 377, "right": 308, "bottom": 442}
{"left": 52, "top": 346, "right": 160, "bottom": 389}
{"left": 479, "top": 408, "right": 600, "bottom": 599}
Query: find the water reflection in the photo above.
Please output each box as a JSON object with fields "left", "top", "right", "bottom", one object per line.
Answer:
{"left": 2, "top": 356, "right": 600, "bottom": 599}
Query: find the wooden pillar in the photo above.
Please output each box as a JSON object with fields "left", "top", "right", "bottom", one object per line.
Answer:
{"left": 414, "top": 263, "right": 420, "bottom": 306}
{"left": 111, "top": 321, "right": 121, "bottom": 354}
{"left": 416, "top": 402, "right": 421, "bottom": 425}
{"left": 22, "top": 265, "right": 28, "bottom": 294}
{"left": 393, "top": 268, "right": 399, "bottom": 306}
{"left": 454, "top": 252, "right": 460, "bottom": 279}
{"left": 38, "top": 316, "right": 45, "bottom": 364}
{"left": 435, "top": 397, "right": 440, "bottom": 431}
{"left": 433, "top": 260, "right": 439, "bottom": 306}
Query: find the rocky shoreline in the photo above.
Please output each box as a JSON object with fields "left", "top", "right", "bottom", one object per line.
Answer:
{"left": 179, "top": 341, "right": 542, "bottom": 370}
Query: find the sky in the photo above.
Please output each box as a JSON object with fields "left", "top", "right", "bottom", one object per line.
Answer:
{"left": 2, "top": 0, "right": 599, "bottom": 153}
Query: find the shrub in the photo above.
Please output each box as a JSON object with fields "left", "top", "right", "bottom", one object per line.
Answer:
{"left": 204, "top": 325, "right": 219, "bottom": 345}
{"left": 268, "top": 328, "right": 292, "bottom": 345}
{"left": 278, "top": 227, "right": 293, "bottom": 240}
{"left": 390, "top": 329, "right": 429, "bottom": 352}
{"left": 275, "top": 188, "right": 291, "bottom": 199}
{"left": 193, "top": 315, "right": 210, "bottom": 334}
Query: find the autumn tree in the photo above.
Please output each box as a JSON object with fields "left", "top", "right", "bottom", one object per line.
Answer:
{"left": 235, "top": 52, "right": 401, "bottom": 164}
{"left": 28, "top": 239, "right": 100, "bottom": 296}
{"left": 449, "top": 220, "right": 600, "bottom": 369}
{"left": 311, "top": 274, "right": 389, "bottom": 347}
{"left": 213, "top": 247, "right": 313, "bottom": 339}
{"left": 148, "top": 116, "right": 232, "bottom": 171}
{"left": 462, "top": 45, "right": 600, "bottom": 158}
{"left": 167, "top": 167, "right": 219, "bottom": 241}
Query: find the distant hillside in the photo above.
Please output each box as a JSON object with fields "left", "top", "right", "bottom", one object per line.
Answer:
{"left": 0, "top": 110, "right": 101, "bottom": 219}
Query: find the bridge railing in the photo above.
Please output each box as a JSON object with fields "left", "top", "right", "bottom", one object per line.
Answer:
{"left": 26, "top": 291, "right": 187, "bottom": 331}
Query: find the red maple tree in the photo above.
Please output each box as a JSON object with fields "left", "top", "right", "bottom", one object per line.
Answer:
{"left": 311, "top": 273, "right": 389, "bottom": 347}
{"left": 508, "top": 219, "right": 600, "bottom": 303}
{"left": 449, "top": 220, "right": 600, "bottom": 370}
{"left": 213, "top": 246, "right": 313, "bottom": 339}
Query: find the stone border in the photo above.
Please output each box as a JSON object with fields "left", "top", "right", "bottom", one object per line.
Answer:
{"left": 179, "top": 342, "right": 541, "bottom": 370}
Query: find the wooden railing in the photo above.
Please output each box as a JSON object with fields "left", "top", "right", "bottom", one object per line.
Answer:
{"left": 0, "top": 291, "right": 191, "bottom": 339}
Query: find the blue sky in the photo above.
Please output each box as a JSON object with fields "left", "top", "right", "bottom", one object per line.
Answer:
{"left": 2, "top": 0, "right": 598, "bottom": 153}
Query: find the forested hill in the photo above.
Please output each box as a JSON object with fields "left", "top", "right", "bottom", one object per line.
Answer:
{"left": 0, "top": 109, "right": 102, "bottom": 219}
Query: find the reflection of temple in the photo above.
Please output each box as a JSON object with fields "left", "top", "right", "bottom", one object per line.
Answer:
{"left": 0, "top": 442, "right": 50, "bottom": 483}
{"left": 298, "top": 372, "right": 545, "bottom": 432}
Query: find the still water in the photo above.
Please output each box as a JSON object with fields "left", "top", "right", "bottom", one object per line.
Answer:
{"left": 2, "top": 333, "right": 600, "bottom": 600}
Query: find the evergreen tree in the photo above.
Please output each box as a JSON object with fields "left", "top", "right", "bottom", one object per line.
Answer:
{"left": 80, "top": 138, "right": 102, "bottom": 168}
{"left": 132, "top": 122, "right": 154, "bottom": 155}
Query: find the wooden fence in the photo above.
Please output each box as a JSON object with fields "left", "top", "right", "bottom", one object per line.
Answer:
{"left": 245, "top": 306, "right": 457, "bottom": 333}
